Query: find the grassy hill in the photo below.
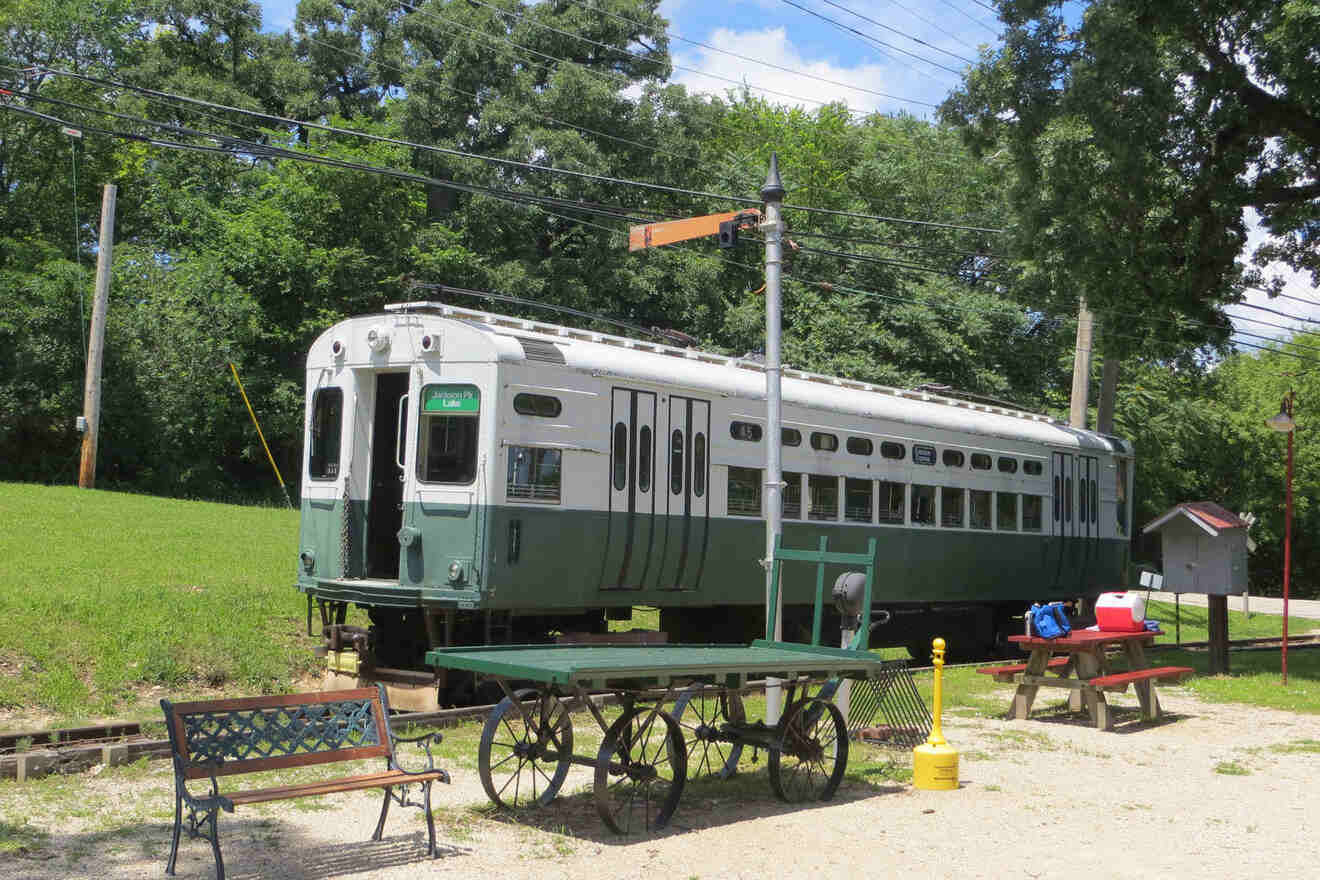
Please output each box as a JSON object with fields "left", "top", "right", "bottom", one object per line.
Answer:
{"left": 0, "top": 482, "right": 320, "bottom": 723}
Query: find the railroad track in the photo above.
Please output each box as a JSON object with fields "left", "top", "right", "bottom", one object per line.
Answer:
{"left": 6, "top": 633, "right": 1317, "bottom": 779}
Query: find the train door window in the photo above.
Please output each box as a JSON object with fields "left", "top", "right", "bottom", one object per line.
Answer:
{"left": 783, "top": 471, "right": 803, "bottom": 519}
{"left": 507, "top": 447, "right": 561, "bottom": 502}
{"left": 418, "top": 384, "right": 479, "bottom": 484}
{"left": 941, "top": 487, "right": 965, "bottom": 527}
{"left": 782, "top": 427, "right": 801, "bottom": 446}
{"left": 670, "top": 429, "right": 684, "bottom": 494}
{"left": 638, "top": 426, "right": 652, "bottom": 493}
{"left": 808, "top": 475, "right": 839, "bottom": 521}
{"left": 1078, "top": 473, "right": 1088, "bottom": 524}
{"left": 969, "top": 489, "right": 992, "bottom": 529}
{"left": 998, "top": 456, "right": 1018, "bottom": 474}
{"left": 880, "top": 441, "right": 905, "bottom": 460}
{"left": 1065, "top": 476, "right": 1073, "bottom": 522}
{"left": 730, "top": 421, "right": 762, "bottom": 442}
{"left": 1053, "top": 476, "right": 1061, "bottom": 522}
{"left": 1090, "top": 479, "right": 1098, "bottom": 525}
{"left": 810, "top": 432, "right": 838, "bottom": 452}
{"left": 911, "top": 484, "right": 935, "bottom": 526}
{"left": 846, "top": 436, "right": 872, "bottom": 456}
{"left": 971, "top": 453, "right": 992, "bottom": 470}
{"left": 997, "top": 492, "right": 1018, "bottom": 531}
{"left": 878, "top": 481, "right": 905, "bottom": 524}
{"left": 613, "top": 423, "right": 628, "bottom": 491}
{"left": 942, "top": 449, "right": 964, "bottom": 468}
{"left": 727, "top": 466, "right": 761, "bottom": 516}
{"left": 309, "top": 387, "right": 343, "bottom": 480}
{"left": 693, "top": 432, "right": 706, "bottom": 497}
{"left": 1023, "top": 495, "right": 1043, "bottom": 531}
{"left": 845, "top": 478, "right": 873, "bottom": 523}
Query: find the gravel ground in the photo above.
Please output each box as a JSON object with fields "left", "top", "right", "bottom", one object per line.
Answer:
{"left": 3, "top": 686, "right": 1318, "bottom": 880}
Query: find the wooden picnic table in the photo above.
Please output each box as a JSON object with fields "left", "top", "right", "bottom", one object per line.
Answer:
{"left": 1001, "top": 630, "right": 1193, "bottom": 731}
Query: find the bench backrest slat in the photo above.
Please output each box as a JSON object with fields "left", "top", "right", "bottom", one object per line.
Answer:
{"left": 163, "top": 687, "right": 393, "bottom": 780}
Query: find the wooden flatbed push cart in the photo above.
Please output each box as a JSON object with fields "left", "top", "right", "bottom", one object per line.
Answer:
{"left": 424, "top": 538, "right": 889, "bottom": 833}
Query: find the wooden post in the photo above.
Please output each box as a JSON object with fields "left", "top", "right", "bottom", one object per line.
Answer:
{"left": 1207, "top": 594, "right": 1230, "bottom": 675}
{"left": 1069, "top": 296, "right": 1094, "bottom": 429}
{"left": 78, "top": 183, "right": 117, "bottom": 489}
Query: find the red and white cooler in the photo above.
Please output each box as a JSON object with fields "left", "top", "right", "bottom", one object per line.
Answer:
{"left": 1095, "top": 591, "right": 1147, "bottom": 632}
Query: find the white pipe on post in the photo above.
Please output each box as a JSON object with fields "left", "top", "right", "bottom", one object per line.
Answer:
{"left": 761, "top": 154, "right": 786, "bottom": 725}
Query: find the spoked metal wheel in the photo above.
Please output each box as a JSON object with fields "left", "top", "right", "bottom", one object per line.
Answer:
{"left": 478, "top": 689, "right": 574, "bottom": 809}
{"left": 768, "top": 696, "right": 848, "bottom": 803}
{"left": 594, "top": 705, "right": 687, "bottom": 833}
{"left": 673, "top": 683, "right": 745, "bottom": 779}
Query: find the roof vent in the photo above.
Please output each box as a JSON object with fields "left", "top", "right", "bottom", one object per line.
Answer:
{"left": 514, "top": 336, "right": 566, "bottom": 365}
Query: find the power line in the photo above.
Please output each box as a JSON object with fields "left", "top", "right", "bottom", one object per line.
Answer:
{"left": 874, "top": 0, "right": 987, "bottom": 54}
{"left": 567, "top": 0, "right": 946, "bottom": 105}
{"left": 1234, "top": 300, "right": 1320, "bottom": 324}
{"left": 816, "top": 0, "right": 976, "bottom": 65}
{"left": 787, "top": 228, "right": 1005, "bottom": 260}
{"left": 933, "top": 0, "right": 1001, "bottom": 35}
{"left": 778, "top": 0, "right": 963, "bottom": 78}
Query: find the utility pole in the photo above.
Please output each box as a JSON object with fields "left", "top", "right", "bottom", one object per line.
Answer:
{"left": 761, "top": 155, "right": 786, "bottom": 724}
{"left": 1069, "top": 296, "right": 1093, "bottom": 429}
{"left": 79, "top": 183, "right": 116, "bottom": 489}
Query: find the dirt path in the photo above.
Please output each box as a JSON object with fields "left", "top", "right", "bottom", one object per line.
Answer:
{"left": 3, "top": 686, "right": 1318, "bottom": 880}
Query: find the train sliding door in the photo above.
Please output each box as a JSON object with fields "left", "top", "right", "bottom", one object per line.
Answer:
{"left": 1079, "top": 455, "right": 1100, "bottom": 578}
{"left": 1049, "top": 451, "right": 1076, "bottom": 588}
{"left": 600, "top": 388, "right": 658, "bottom": 590}
{"left": 366, "top": 372, "right": 409, "bottom": 579}
{"left": 658, "top": 396, "right": 710, "bottom": 591}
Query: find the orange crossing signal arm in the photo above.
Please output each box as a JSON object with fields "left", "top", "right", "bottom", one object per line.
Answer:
{"left": 628, "top": 209, "right": 761, "bottom": 251}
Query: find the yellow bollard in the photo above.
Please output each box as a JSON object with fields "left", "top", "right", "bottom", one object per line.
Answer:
{"left": 913, "top": 637, "right": 960, "bottom": 790}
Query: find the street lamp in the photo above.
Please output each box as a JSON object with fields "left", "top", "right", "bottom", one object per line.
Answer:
{"left": 1265, "top": 392, "right": 1295, "bottom": 684}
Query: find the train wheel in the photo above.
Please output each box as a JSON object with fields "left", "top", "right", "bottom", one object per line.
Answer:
{"left": 478, "top": 689, "right": 573, "bottom": 809}
{"left": 768, "top": 697, "right": 848, "bottom": 803}
{"left": 594, "top": 705, "right": 686, "bottom": 833}
{"left": 673, "top": 684, "right": 745, "bottom": 779}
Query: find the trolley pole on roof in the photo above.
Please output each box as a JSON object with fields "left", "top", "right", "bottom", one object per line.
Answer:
{"left": 760, "top": 156, "right": 787, "bottom": 724}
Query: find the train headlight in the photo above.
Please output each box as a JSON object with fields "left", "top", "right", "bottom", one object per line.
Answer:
{"left": 366, "top": 325, "right": 392, "bottom": 353}
{"left": 448, "top": 561, "right": 464, "bottom": 584}
{"left": 299, "top": 549, "right": 316, "bottom": 573}
{"left": 330, "top": 338, "right": 346, "bottom": 359}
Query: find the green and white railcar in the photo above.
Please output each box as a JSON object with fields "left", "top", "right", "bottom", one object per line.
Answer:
{"left": 297, "top": 302, "right": 1133, "bottom": 695}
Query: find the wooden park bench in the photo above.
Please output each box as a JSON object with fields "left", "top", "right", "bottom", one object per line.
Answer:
{"left": 161, "top": 685, "right": 450, "bottom": 880}
{"left": 976, "top": 656, "right": 1071, "bottom": 683}
{"left": 1089, "top": 665, "right": 1195, "bottom": 691}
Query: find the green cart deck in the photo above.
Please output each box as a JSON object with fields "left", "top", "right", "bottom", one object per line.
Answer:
{"left": 424, "top": 639, "right": 889, "bottom": 689}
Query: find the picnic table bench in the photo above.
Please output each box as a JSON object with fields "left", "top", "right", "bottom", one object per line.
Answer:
{"left": 992, "top": 630, "right": 1194, "bottom": 731}
{"left": 160, "top": 685, "right": 450, "bottom": 880}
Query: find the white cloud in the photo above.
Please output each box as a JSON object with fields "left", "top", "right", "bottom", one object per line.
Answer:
{"left": 1226, "top": 209, "right": 1320, "bottom": 344}
{"left": 669, "top": 26, "right": 952, "bottom": 116}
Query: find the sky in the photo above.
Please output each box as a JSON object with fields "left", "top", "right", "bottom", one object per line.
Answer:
{"left": 252, "top": 0, "right": 1320, "bottom": 340}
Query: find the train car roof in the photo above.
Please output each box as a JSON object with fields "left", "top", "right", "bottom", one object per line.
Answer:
{"left": 332, "top": 302, "right": 1130, "bottom": 455}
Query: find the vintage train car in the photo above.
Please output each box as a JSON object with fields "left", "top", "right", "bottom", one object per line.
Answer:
{"left": 296, "top": 302, "right": 1133, "bottom": 706}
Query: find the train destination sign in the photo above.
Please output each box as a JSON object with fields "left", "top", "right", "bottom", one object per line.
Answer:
{"left": 912, "top": 444, "right": 937, "bottom": 466}
{"left": 423, "top": 385, "right": 480, "bottom": 413}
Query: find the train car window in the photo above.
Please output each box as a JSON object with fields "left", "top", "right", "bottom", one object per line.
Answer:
{"left": 998, "top": 492, "right": 1018, "bottom": 531}
{"left": 1116, "top": 460, "right": 1129, "bottom": 535}
{"left": 671, "top": 429, "right": 684, "bottom": 495}
{"left": 1090, "top": 479, "right": 1098, "bottom": 524}
{"left": 942, "top": 449, "right": 965, "bottom": 468}
{"left": 1023, "top": 460, "right": 1043, "bottom": 476}
{"left": 507, "top": 447, "right": 561, "bottom": 502}
{"left": 638, "top": 426, "right": 652, "bottom": 493}
{"left": 727, "top": 466, "right": 761, "bottom": 516}
{"left": 512, "top": 393, "right": 562, "bottom": 418}
{"left": 613, "top": 423, "right": 628, "bottom": 491}
{"left": 1065, "top": 476, "right": 1073, "bottom": 521}
{"left": 1053, "top": 476, "right": 1061, "bottom": 521}
{"left": 969, "top": 489, "right": 992, "bottom": 529}
{"left": 971, "top": 453, "right": 992, "bottom": 470}
{"left": 1023, "top": 495, "right": 1043, "bottom": 531}
{"left": 808, "top": 475, "right": 839, "bottom": 521}
{"left": 783, "top": 471, "right": 803, "bottom": 519}
{"left": 1079, "top": 475, "right": 1088, "bottom": 523}
{"left": 782, "top": 427, "right": 801, "bottom": 447}
{"left": 913, "top": 444, "right": 936, "bottom": 465}
{"left": 997, "top": 456, "right": 1018, "bottom": 473}
{"left": 911, "top": 484, "right": 935, "bottom": 526}
{"left": 846, "top": 436, "right": 873, "bottom": 456}
{"left": 845, "top": 478, "right": 872, "bottom": 522}
{"left": 308, "top": 387, "right": 343, "bottom": 480}
{"left": 418, "top": 384, "right": 480, "bottom": 484}
{"left": 941, "top": 487, "right": 965, "bottom": 527}
{"left": 880, "top": 441, "right": 905, "bottom": 460}
{"left": 878, "top": 481, "right": 905, "bottom": 524}
{"left": 730, "top": 421, "right": 762, "bottom": 442}
{"left": 810, "top": 432, "right": 838, "bottom": 452}
{"left": 693, "top": 433, "right": 706, "bottom": 497}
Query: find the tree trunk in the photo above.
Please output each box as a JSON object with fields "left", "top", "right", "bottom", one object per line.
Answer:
{"left": 1096, "top": 356, "right": 1120, "bottom": 434}
{"left": 1069, "top": 297, "right": 1093, "bottom": 429}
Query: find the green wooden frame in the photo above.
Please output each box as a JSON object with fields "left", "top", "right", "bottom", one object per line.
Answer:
{"left": 765, "top": 534, "right": 877, "bottom": 650}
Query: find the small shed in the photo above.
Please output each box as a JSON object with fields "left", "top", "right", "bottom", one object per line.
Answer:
{"left": 1141, "top": 502, "right": 1249, "bottom": 595}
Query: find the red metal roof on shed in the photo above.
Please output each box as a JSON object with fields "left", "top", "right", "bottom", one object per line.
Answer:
{"left": 1179, "top": 502, "right": 1246, "bottom": 531}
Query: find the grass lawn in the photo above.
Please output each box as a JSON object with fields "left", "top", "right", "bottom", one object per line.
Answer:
{"left": 0, "top": 482, "right": 322, "bottom": 722}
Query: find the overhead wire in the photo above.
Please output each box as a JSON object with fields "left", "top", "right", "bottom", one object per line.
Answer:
{"left": 815, "top": 0, "right": 976, "bottom": 65}
{"left": 933, "top": 0, "right": 1002, "bottom": 35}
{"left": 777, "top": 0, "right": 963, "bottom": 78}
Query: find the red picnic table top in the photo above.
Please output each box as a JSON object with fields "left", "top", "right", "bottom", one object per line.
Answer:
{"left": 1007, "top": 629, "right": 1159, "bottom": 650}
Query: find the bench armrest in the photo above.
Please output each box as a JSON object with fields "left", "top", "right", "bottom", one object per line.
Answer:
{"left": 389, "top": 730, "right": 445, "bottom": 776}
